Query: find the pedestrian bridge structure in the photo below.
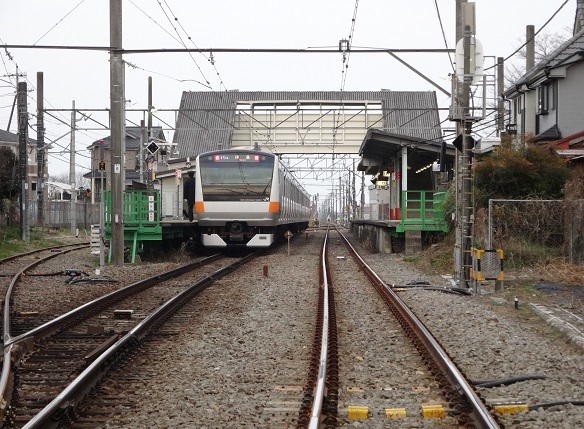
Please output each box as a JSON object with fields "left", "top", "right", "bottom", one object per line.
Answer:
{"left": 173, "top": 90, "right": 443, "bottom": 157}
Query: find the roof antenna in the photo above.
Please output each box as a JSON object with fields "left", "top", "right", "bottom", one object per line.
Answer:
{"left": 253, "top": 141, "right": 259, "bottom": 150}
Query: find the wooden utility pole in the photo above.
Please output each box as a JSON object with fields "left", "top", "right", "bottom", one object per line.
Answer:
{"left": 36, "top": 72, "right": 45, "bottom": 226}
{"left": 110, "top": 0, "right": 125, "bottom": 265}
{"left": 18, "top": 81, "right": 29, "bottom": 241}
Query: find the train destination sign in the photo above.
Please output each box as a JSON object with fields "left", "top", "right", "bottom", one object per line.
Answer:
{"left": 211, "top": 153, "right": 263, "bottom": 162}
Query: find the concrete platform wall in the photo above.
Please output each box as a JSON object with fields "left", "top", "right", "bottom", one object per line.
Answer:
{"left": 351, "top": 222, "right": 414, "bottom": 254}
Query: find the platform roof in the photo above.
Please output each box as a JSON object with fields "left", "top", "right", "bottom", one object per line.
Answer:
{"left": 357, "top": 129, "right": 455, "bottom": 175}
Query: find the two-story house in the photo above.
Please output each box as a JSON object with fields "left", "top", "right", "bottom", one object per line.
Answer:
{"left": 84, "top": 126, "right": 167, "bottom": 199}
{"left": 0, "top": 129, "right": 48, "bottom": 202}
{"left": 504, "top": 5, "right": 584, "bottom": 144}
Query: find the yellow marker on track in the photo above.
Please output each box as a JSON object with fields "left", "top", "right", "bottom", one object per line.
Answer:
{"left": 385, "top": 408, "right": 407, "bottom": 418}
{"left": 421, "top": 404, "right": 445, "bottom": 418}
{"left": 493, "top": 404, "right": 529, "bottom": 415}
{"left": 347, "top": 406, "right": 369, "bottom": 419}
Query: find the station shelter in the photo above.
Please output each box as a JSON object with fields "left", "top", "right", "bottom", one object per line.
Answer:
{"left": 354, "top": 129, "right": 456, "bottom": 254}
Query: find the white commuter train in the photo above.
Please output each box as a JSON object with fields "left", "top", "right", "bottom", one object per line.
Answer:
{"left": 194, "top": 148, "right": 311, "bottom": 247}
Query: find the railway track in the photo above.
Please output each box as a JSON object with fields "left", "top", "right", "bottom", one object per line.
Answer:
{"left": 1, "top": 251, "right": 256, "bottom": 428}
{"left": 1, "top": 231, "right": 581, "bottom": 427}
{"left": 1, "top": 243, "right": 91, "bottom": 340}
{"left": 299, "top": 227, "right": 502, "bottom": 428}
{"left": 67, "top": 228, "right": 504, "bottom": 428}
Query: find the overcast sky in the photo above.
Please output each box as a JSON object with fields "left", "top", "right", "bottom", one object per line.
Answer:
{"left": 0, "top": 0, "right": 577, "bottom": 191}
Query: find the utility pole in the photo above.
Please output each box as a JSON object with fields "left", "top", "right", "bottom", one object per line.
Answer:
{"left": 454, "top": 0, "right": 466, "bottom": 285}
{"left": 451, "top": 0, "right": 481, "bottom": 288}
{"left": 523, "top": 25, "right": 536, "bottom": 146}
{"left": 37, "top": 72, "right": 45, "bottom": 226}
{"left": 140, "top": 119, "right": 146, "bottom": 184}
{"left": 18, "top": 81, "right": 29, "bottom": 241}
{"left": 459, "top": 24, "right": 474, "bottom": 288}
{"left": 352, "top": 159, "right": 356, "bottom": 221}
{"left": 360, "top": 171, "right": 365, "bottom": 220}
{"left": 497, "top": 57, "right": 504, "bottom": 136}
{"left": 70, "top": 100, "right": 77, "bottom": 237}
{"left": 147, "top": 76, "right": 153, "bottom": 189}
{"left": 110, "top": 0, "right": 125, "bottom": 265}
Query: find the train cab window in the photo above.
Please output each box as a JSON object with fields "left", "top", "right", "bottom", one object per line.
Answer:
{"left": 199, "top": 152, "right": 275, "bottom": 201}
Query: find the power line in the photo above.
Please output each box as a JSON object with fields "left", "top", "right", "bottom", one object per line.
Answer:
{"left": 33, "top": 0, "right": 88, "bottom": 45}
{"left": 433, "top": 0, "right": 455, "bottom": 73}
{"left": 484, "top": 0, "right": 571, "bottom": 71}
{"left": 128, "top": 0, "right": 184, "bottom": 46}
{"left": 0, "top": 45, "right": 454, "bottom": 54}
{"left": 153, "top": 0, "right": 212, "bottom": 88}
{"left": 160, "top": 0, "right": 228, "bottom": 91}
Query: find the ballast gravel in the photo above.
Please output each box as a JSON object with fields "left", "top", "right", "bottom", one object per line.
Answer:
{"left": 28, "top": 232, "right": 582, "bottom": 428}
{"left": 352, "top": 240, "right": 584, "bottom": 429}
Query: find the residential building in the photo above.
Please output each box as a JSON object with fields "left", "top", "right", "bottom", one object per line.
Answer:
{"left": 0, "top": 129, "right": 48, "bottom": 202}
{"left": 504, "top": 5, "right": 584, "bottom": 143}
{"left": 84, "top": 126, "right": 167, "bottom": 199}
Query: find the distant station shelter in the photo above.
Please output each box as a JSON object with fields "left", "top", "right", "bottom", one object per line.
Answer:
{"left": 356, "top": 128, "right": 456, "bottom": 253}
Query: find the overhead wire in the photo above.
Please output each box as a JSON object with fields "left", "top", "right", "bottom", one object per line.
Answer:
{"left": 33, "top": 0, "right": 87, "bottom": 46}
{"left": 128, "top": 0, "right": 281, "bottom": 159}
{"left": 330, "top": 0, "right": 360, "bottom": 202}
{"left": 0, "top": 3, "right": 95, "bottom": 171}
{"left": 433, "top": 0, "right": 455, "bottom": 73}
{"left": 3, "top": 1, "right": 507, "bottom": 193}
{"left": 484, "top": 0, "right": 571, "bottom": 71}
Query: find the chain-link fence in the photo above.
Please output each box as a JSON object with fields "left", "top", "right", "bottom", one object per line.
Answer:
{"left": 565, "top": 199, "right": 584, "bottom": 265}
{"left": 484, "top": 199, "right": 576, "bottom": 268}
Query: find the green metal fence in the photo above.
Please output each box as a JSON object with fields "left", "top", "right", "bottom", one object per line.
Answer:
{"left": 397, "top": 190, "right": 448, "bottom": 232}
{"left": 104, "top": 190, "right": 162, "bottom": 263}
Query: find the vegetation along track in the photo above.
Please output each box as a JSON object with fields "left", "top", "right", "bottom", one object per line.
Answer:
{"left": 1, "top": 252, "right": 255, "bottom": 428}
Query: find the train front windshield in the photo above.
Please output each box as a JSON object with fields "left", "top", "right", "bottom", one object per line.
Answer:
{"left": 199, "top": 152, "right": 275, "bottom": 201}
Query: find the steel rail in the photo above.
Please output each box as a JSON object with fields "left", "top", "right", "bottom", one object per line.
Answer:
{"left": 0, "top": 243, "right": 86, "bottom": 265}
{"left": 337, "top": 231, "right": 501, "bottom": 429}
{"left": 0, "top": 245, "right": 88, "bottom": 422}
{"left": 308, "top": 228, "right": 330, "bottom": 429}
{"left": 0, "top": 253, "right": 220, "bottom": 423}
{"left": 22, "top": 253, "right": 256, "bottom": 429}
{"left": 4, "top": 254, "right": 222, "bottom": 348}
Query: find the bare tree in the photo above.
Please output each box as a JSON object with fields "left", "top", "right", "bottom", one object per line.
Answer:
{"left": 505, "top": 28, "right": 572, "bottom": 87}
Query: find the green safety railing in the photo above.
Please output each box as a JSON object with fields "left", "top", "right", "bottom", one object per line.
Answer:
{"left": 397, "top": 190, "right": 448, "bottom": 232}
{"left": 104, "top": 190, "right": 162, "bottom": 263}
